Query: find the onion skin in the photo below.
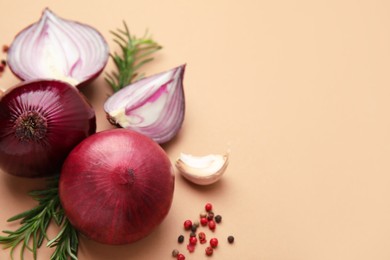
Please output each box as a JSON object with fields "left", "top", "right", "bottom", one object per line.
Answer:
{"left": 0, "top": 80, "right": 96, "bottom": 177}
{"left": 7, "top": 8, "right": 109, "bottom": 88}
{"left": 59, "top": 129, "right": 175, "bottom": 245}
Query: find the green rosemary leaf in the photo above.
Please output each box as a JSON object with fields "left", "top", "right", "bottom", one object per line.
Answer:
{"left": 0, "top": 177, "right": 79, "bottom": 260}
{"left": 105, "top": 21, "right": 162, "bottom": 92}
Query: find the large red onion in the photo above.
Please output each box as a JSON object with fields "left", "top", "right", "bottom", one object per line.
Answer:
{"left": 0, "top": 80, "right": 96, "bottom": 177}
{"left": 104, "top": 64, "right": 186, "bottom": 144}
{"left": 59, "top": 129, "right": 175, "bottom": 245}
{"left": 7, "top": 8, "right": 109, "bottom": 88}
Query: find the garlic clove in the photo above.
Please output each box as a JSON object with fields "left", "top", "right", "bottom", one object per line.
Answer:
{"left": 104, "top": 64, "right": 186, "bottom": 144}
{"left": 7, "top": 8, "right": 109, "bottom": 88}
{"left": 175, "top": 152, "right": 229, "bottom": 185}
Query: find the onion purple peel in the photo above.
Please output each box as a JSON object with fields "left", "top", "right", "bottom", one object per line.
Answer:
{"left": 104, "top": 64, "right": 186, "bottom": 144}
{"left": 7, "top": 8, "right": 109, "bottom": 88}
{"left": 0, "top": 80, "right": 96, "bottom": 178}
{"left": 59, "top": 128, "right": 175, "bottom": 245}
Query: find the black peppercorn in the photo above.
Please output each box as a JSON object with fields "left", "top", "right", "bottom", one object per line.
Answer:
{"left": 227, "top": 235, "right": 234, "bottom": 244}
{"left": 191, "top": 225, "right": 197, "bottom": 232}
{"left": 178, "top": 235, "right": 184, "bottom": 243}
{"left": 215, "top": 215, "right": 222, "bottom": 223}
{"left": 207, "top": 211, "right": 214, "bottom": 221}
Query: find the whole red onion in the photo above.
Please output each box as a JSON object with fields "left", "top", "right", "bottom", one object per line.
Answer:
{"left": 59, "top": 128, "right": 175, "bottom": 245}
{"left": 0, "top": 80, "right": 96, "bottom": 177}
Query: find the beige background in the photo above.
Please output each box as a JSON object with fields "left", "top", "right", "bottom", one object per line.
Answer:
{"left": 1, "top": 0, "right": 390, "bottom": 259}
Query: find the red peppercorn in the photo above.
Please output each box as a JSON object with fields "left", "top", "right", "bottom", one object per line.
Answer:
{"left": 177, "top": 253, "right": 186, "bottom": 260}
{"left": 189, "top": 236, "right": 197, "bottom": 245}
{"left": 208, "top": 220, "right": 216, "bottom": 231}
{"left": 205, "top": 203, "right": 213, "bottom": 212}
{"left": 205, "top": 246, "right": 213, "bottom": 256}
{"left": 186, "top": 244, "right": 195, "bottom": 253}
{"left": 183, "top": 220, "right": 192, "bottom": 230}
{"left": 200, "top": 217, "right": 208, "bottom": 226}
{"left": 210, "top": 238, "right": 218, "bottom": 248}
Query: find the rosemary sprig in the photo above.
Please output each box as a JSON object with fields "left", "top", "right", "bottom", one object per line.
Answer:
{"left": 0, "top": 177, "right": 78, "bottom": 260}
{"left": 105, "top": 21, "right": 162, "bottom": 92}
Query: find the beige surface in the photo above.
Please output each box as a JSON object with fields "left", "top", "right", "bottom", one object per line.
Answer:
{"left": 1, "top": 0, "right": 390, "bottom": 259}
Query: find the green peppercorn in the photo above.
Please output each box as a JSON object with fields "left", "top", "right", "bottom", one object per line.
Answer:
{"left": 178, "top": 235, "right": 184, "bottom": 243}
{"left": 191, "top": 225, "right": 197, "bottom": 232}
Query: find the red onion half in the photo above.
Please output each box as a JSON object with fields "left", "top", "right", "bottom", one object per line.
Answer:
{"left": 59, "top": 129, "right": 175, "bottom": 245}
{"left": 7, "top": 8, "right": 109, "bottom": 87}
{"left": 104, "top": 64, "right": 186, "bottom": 144}
{"left": 0, "top": 80, "right": 96, "bottom": 177}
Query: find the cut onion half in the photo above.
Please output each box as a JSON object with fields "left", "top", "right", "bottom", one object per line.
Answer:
{"left": 7, "top": 8, "right": 109, "bottom": 88}
{"left": 104, "top": 64, "right": 186, "bottom": 144}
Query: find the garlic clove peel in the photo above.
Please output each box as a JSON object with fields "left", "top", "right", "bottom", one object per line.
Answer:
{"left": 7, "top": 8, "right": 109, "bottom": 88}
{"left": 104, "top": 64, "right": 185, "bottom": 144}
{"left": 175, "top": 152, "right": 229, "bottom": 185}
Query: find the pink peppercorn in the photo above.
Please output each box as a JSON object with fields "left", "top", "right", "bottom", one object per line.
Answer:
{"left": 210, "top": 238, "right": 218, "bottom": 248}
{"left": 177, "top": 253, "right": 185, "bottom": 260}
{"left": 183, "top": 220, "right": 192, "bottom": 230}
{"left": 205, "top": 203, "right": 213, "bottom": 212}
{"left": 205, "top": 246, "right": 213, "bottom": 256}
{"left": 189, "top": 236, "right": 197, "bottom": 245}
{"left": 200, "top": 217, "right": 208, "bottom": 226}
{"left": 208, "top": 220, "right": 216, "bottom": 231}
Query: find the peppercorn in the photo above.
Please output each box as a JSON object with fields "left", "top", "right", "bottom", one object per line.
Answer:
{"left": 192, "top": 220, "right": 200, "bottom": 228}
{"left": 1, "top": 60, "right": 5, "bottom": 66}
{"left": 191, "top": 225, "right": 197, "bottom": 232}
{"left": 2, "top": 45, "right": 8, "bottom": 53}
{"left": 208, "top": 220, "right": 216, "bottom": 231}
{"left": 205, "top": 246, "right": 213, "bottom": 256}
{"left": 183, "top": 220, "right": 192, "bottom": 230}
{"left": 186, "top": 244, "right": 195, "bottom": 253}
{"left": 189, "top": 231, "right": 196, "bottom": 237}
{"left": 210, "top": 238, "right": 218, "bottom": 248}
{"left": 200, "top": 217, "right": 208, "bottom": 226}
{"left": 0, "top": 65, "right": 4, "bottom": 73}
{"left": 198, "top": 231, "right": 207, "bottom": 244}
{"left": 189, "top": 236, "right": 197, "bottom": 245}
{"left": 205, "top": 203, "right": 213, "bottom": 212}
{"left": 177, "top": 253, "right": 186, "bottom": 260}
{"left": 207, "top": 212, "right": 214, "bottom": 221}
{"left": 200, "top": 211, "right": 207, "bottom": 218}
{"left": 215, "top": 215, "right": 222, "bottom": 223}
{"left": 227, "top": 235, "right": 235, "bottom": 244}
{"left": 178, "top": 235, "right": 185, "bottom": 243}
{"left": 172, "top": 249, "right": 179, "bottom": 257}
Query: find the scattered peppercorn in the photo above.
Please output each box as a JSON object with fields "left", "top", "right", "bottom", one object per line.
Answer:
{"left": 178, "top": 235, "right": 185, "bottom": 243}
{"left": 210, "top": 238, "right": 218, "bottom": 248}
{"left": 177, "top": 253, "right": 186, "bottom": 260}
{"left": 207, "top": 212, "right": 214, "bottom": 221}
{"left": 172, "top": 249, "right": 179, "bottom": 257}
{"left": 193, "top": 220, "right": 200, "bottom": 228}
{"left": 189, "top": 232, "right": 196, "bottom": 237}
{"left": 200, "top": 211, "right": 207, "bottom": 218}
{"left": 198, "top": 232, "right": 207, "bottom": 244}
{"left": 227, "top": 235, "right": 235, "bottom": 244}
{"left": 183, "top": 220, "right": 192, "bottom": 230}
{"left": 205, "top": 203, "right": 213, "bottom": 212}
{"left": 189, "top": 236, "right": 197, "bottom": 245}
{"left": 191, "top": 225, "right": 197, "bottom": 232}
{"left": 2, "top": 45, "right": 9, "bottom": 53}
{"left": 205, "top": 246, "right": 214, "bottom": 256}
{"left": 208, "top": 220, "right": 216, "bottom": 231}
{"left": 186, "top": 244, "right": 195, "bottom": 253}
{"left": 215, "top": 215, "right": 222, "bottom": 223}
{"left": 200, "top": 217, "right": 208, "bottom": 226}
